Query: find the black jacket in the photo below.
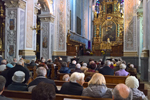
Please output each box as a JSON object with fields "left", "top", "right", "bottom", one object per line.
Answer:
{"left": 7, "top": 82, "right": 28, "bottom": 91}
{"left": 59, "top": 82, "right": 83, "bottom": 95}
{"left": 7, "top": 65, "right": 30, "bottom": 87}
{"left": 28, "top": 76, "right": 58, "bottom": 93}
{"left": 98, "top": 66, "right": 114, "bottom": 75}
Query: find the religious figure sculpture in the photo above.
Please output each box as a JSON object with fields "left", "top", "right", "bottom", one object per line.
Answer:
{"left": 94, "top": 11, "right": 97, "bottom": 18}
{"left": 99, "top": 4, "right": 102, "bottom": 11}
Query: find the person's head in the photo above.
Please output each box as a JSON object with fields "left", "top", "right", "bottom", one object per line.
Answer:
{"left": 42, "top": 58, "right": 46, "bottom": 63}
{"left": 88, "top": 73, "right": 106, "bottom": 85}
{"left": 36, "top": 67, "right": 47, "bottom": 77}
{"left": 31, "top": 59, "right": 35, "bottom": 63}
{"left": 120, "top": 64, "right": 126, "bottom": 69}
{"left": 62, "top": 74, "right": 70, "bottom": 81}
{"left": 125, "top": 76, "right": 139, "bottom": 89}
{"left": 70, "top": 72, "right": 85, "bottom": 86}
{"left": 17, "top": 60, "right": 24, "bottom": 66}
{"left": 116, "top": 61, "right": 122, "bottom": 67}
{"left": 47, "top": 59, "right": 52, "bottom": 62}
{"left": 0, "top": 75, "right": 6, "bottom": 94}
{"left": 72, "top": 60, "right": 76, "bottom": 65}
{"left": 13, "top": 58, "right": 17, "bottom": 63}
{"left": 12, "top": 71, "right": 25, "bottom": 83}
{"left": 1, "top": 59, "right": 7, "bottom": 65}
{"left": 105, "top": 60, "right": 111, "bottom": 67}
{"left": 61, "top": 62, "right": 67, "bottom": 67}
{"left": 76, "top": 63, "right": 81, "bottom": 69}
{"left": 129, "top": 64, "right": 134, "bottom": 68}
{"left": 89, "top": 63, "right": 96, "bottom": 70}
{"left": 112, "top": 84, "right": 132, "bottom": 100}
{"left": 32, "top": 82, "right": 56, "bottom": 100}
{"left": 89, "top": 60, "right": 95, "bottom": 65}
{"left": 82, "top": 63, "right": 87, "bottom": 67}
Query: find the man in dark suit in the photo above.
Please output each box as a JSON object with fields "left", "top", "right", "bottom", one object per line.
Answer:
{"left": 28, "top": 67, "right": 58, "bottom": 93}
{"left": 59, "top": 72, "right": 85, "bottom": 95}
{"left": 98, "top": 60, "right": 114, "bottom": 75}
{"left": 6, "top": 60, "right": 30, "bottom": 87}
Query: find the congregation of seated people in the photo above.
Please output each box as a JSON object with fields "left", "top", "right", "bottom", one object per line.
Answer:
{"left": 0, "top": 56, "right": 148, "bottom": 100}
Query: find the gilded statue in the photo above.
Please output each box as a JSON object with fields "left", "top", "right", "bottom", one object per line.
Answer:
{"left": 96, "top": 28, "right": 100, "bottom": 37}
{"left": 94, "top": 11, "right": 97, "bottom": 18}
{"left": 99, "top": 4, "right": 102, "bottom": 11}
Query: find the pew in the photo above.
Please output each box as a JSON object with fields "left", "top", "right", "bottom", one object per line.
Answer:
{"left": 57, "top": 73, "right": 127, "bottom": 84}
{"left": 54, "top": 80, "right": 148, "bottom": 96}
{"left": 3, "top": 90, "right": 113, "bottom": 100}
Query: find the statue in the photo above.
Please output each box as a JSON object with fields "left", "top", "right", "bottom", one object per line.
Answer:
{"left": 107, "top": 38, "right": 110, "bottom": 43}
{"left": 94, "top": 11, "right": 97, "bottom": 18}
{"left": 96, "top": 28, "right": 100, "bottom": 37}
{"left": 99, "top": 4, "right": 102, "bottom": 11}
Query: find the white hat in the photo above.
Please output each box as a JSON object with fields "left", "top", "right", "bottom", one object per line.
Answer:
{"left": 125, "top": 76, "right": 139, "bottom": 89}
{"left": 76, "top": 64, "right": 81, "bottom": 68}
{"left": 12, "top": 71, "right": 25, "bottom": 83}
{"left": 120, "top": 64, "right": 126, "bottom": 69}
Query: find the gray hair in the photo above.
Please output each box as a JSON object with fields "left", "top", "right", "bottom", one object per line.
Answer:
{"left": 70, "top": 72, "right": 85, "bottom": 83}
{"left": 105, "top": 60, "right": 111, "bottom": 66}
{"left": 17, "top": 60, "right": 24, "bottom": 65}
{"left": 62, "top": 74, "right": 70, "bottom": 81}
{"left": 0, "top": 75, "right": 6, "bottom": 92}
{"left": 112, "top": 85, "right": 133, "bottom": 100}
{"left": 62, "top": 62, "right": 67, "bottom": 67}
{"left": 36, "top": 67, "right": 47, "bottom": 76}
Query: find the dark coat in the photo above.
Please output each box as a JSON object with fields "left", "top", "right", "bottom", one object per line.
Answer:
{"left": 69, "top": 63, "right": 76, "bottom": 70}
{"left": 59, "top": 82, "right": 83, "bottom": 95}
{"left": 0, "top": 95, "right": 13, "bottom": 100}
{"left": 72, "top": 68, "right": 83, "bottom": 73}
{"left": 28, "top": 76, "right": 58, "bottom": 93}
{"left": 29, "top": 62, "right": 37, "bottom": 67}
{"left": 7, "top": 82, "right": 28, "bottom": 91}
{"left": 7, "top": 65, "right": 30, "bottom": 87}
{"left": 98, "top": 66, "right": 114, "bottom": 75}
{"left": 59, "top": 66, "right": 70, "bottom": 73}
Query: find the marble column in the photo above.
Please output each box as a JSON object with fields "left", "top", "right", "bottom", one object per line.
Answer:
{"left": 38, "top": 0, "right": 55, "bottom": 60}
{"left": 3, "top": 0, "right": 27, "bottom": 62}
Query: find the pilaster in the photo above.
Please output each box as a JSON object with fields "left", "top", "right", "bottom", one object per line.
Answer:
{"left": 3, "top": 0, "right": 27, "bottom": 62}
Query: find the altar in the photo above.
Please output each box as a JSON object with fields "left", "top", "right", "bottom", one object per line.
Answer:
{"left": 92, "top": 0, "right": 124, "bottom": 56}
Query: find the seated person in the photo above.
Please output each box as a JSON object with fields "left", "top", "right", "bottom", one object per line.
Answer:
{"left": 0, "top": 75, "right": 13, "bottom": 100}
{"left": 127, "top": 64, "right": 137, "bottom": 77}
{"left": 7, "top": 71, "right": 28, "bottom": 91}
{"left": 82, "top": 73, "right": 112, "bottom": 98}
{"left": 32, "top": 82, "right": 56, "bottom": 100}
{"left": 98, "top": 61, "right": 114, "bottom": 75}
{"left": 62, "top": 74, "right": 70, "bottom": 81}
{"left": 115, "top": 64, "right": 129, "bottom": 76}
{"left": 80, "top": 63, "right": 88, "bottom": 72}
{"left": 72, "top": 64, "right": 83, "bottom": 73}
{"left": 113, "top": 61, "right": 122, "bottom": 72}
{"left": 59, "top": 62, "right": 70, "bottom": 73}
{"left": 69, "top": 60, "right": 76, "bottom": 70}
{"left": 59, "top": 72, "right": 85, "bottom": 95}
{"left": 29, "top": 59, "right": 37, "bottom": 67}
{"left": 0, "top": 59, "right": 7, "bottom": 72}
{"left": 125, "top": 76, "right": 148, "bottom": 100}
{"left": 28, "top": 67, "right": 58, "bottom": 93}
{"left": 112, "top": 83, "right": 133, "bottom": 100}
{"left": 85, "top": 63, "right": 98, "bottom": 73}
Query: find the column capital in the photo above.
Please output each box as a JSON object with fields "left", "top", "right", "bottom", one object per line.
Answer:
{"left": 38, "top": 14, "right": 55, "bottom": 23}
{"left": 3, "top": 0, "right": 26, "bottom": 10}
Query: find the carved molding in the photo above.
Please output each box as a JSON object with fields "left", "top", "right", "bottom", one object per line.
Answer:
{"left": 4, "top": 0, "right": 26, "bottom": 10}
{"left": 40, "top": 17, "right": 54, "bottom": 23}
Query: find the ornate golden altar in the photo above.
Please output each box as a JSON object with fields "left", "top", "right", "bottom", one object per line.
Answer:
{"left": 92, "top": 0, "right": 124, "bottom": 56}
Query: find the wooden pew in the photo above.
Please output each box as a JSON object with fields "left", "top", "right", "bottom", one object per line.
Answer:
{"left": 2, "top": 90, "right": 113, "bottom": 100}
{"left": 57, "top": 73, "right": 127, "bottom": 84}
{"left": 54, "top": 80, "right": 148, "bottom": 96}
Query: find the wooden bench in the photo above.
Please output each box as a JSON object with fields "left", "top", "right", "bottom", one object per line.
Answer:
{"left": 2, "top": 90, "right": 113, "bottom": 100}
{"left": 57, "top": 73, "right": 127, "bottom": 84}
{"left": 54, "top": 80, "right": 148, "bottom": 96}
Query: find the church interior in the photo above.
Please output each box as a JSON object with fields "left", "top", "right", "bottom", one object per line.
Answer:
{"left": 0, "top": 0, "right": 150, "bottom": 99}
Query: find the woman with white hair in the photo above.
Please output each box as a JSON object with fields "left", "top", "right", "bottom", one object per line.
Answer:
{"left": 115, "top": 64, "right": 129, "bottom": 76}
{"left": 125, "top": 76, "right": 148, "bottom": 100}
{"left": 72, "top": 63, "right": 83, "bottom": 73}
{"left": 59, "top": 72, "right": 85, "bottom": 95}
{"left": 82, "top": 73, "right": 112, "bottom": 98}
